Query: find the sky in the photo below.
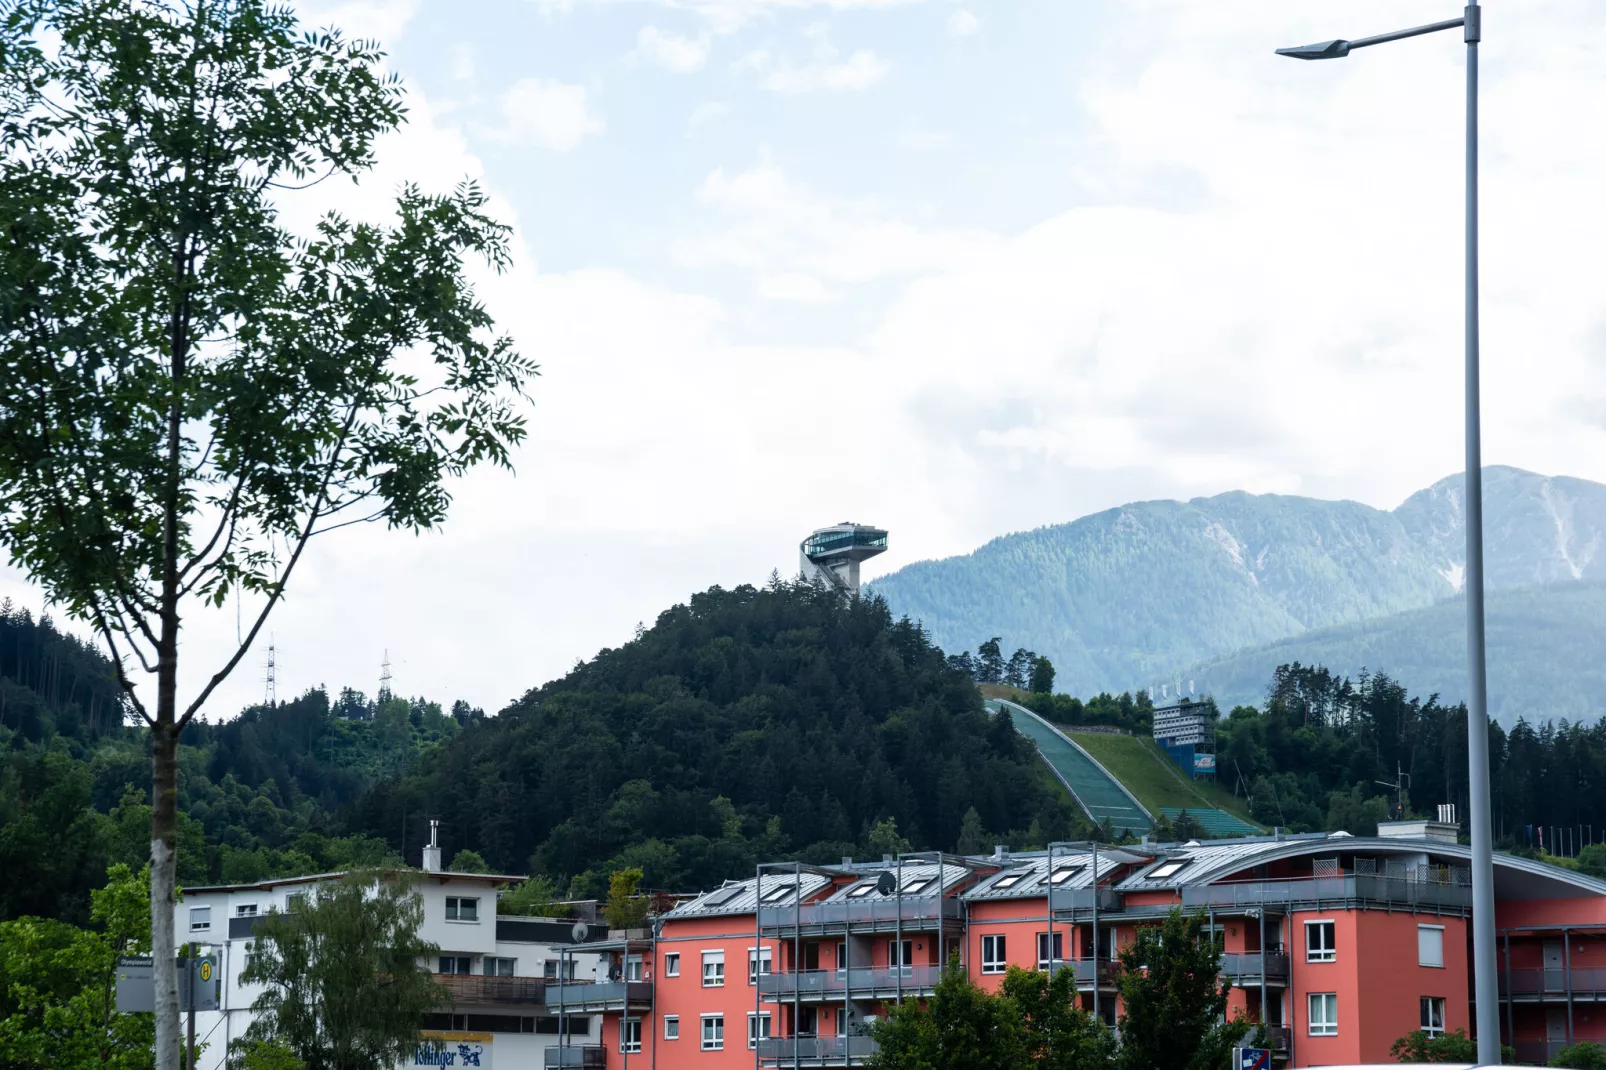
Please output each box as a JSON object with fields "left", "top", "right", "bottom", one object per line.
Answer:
{"left": 7, "top": 0, "right": 1606, "bottom": 719}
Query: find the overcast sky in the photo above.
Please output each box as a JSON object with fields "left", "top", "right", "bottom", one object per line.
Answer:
{"left": 6, "top": 0, "right": 1605, "bottom": 719}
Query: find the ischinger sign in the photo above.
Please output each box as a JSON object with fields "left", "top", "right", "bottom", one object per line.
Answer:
{"left": 410, "top": 1032, "right": 491, "bottom": 1069}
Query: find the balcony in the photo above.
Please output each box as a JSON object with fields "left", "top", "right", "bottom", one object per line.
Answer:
{"left": 759, "top": 898, "right": 962, "bottom": 935}
{"left": 1047, "top": 887, "right": 1125, "bottom": 916}
{"left": 543, "top": 1045, "right": 606, "bottom": 1068}
{"left": 435, "top": 974, "right": 547, "bottom": 1006}
{"left": 1501, "top": 968, "right": 1606, "bottom": 1001}
{"left": 1222, "top": 952, "right": 1291, "bottom": 987}
{"left": 759, "top": 965, "right": 943, "bottom": 1002}
{"left": 756, "top": 1035, "right": 880, "bottom": 1065}
{"left": 1266, "top": 1025, "right": 1291, "bottom": 1054}
{"left": 545, "top": 981, "right": 653, "bottom": 1013}
{"left": 1181, "top": 875, "right": 1472, "bottom": 915}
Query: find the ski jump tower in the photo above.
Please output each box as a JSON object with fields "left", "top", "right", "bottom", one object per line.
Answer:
{"left": 800, "top": 522, "right": 887, "bottom": 595}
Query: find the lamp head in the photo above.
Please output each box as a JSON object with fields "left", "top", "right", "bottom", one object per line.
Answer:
{"left": 1276, "top": 39, "right": 1351, "bottom": 60}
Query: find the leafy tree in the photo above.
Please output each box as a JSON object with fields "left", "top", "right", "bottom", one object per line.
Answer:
{"left": 1029, "top": 656, "right": 1055, "bottom": 695}
{"left": 499, "top": 875, "right": 568, "bottom": 918}
{"left": 0, "top": 1, "right": 534, "bottom": 1062}
{"left": 1000, "top": 964, "right": 1115, "bottom": 1070}
{"left": 869, "top": 817, "right": 914, "bottom": 858}
{"left": 1116, "top": 908, "right": 1251, "bottom": 1070}
{"left": 1576, "top": 844, "right": 1606, "bottom": 881}
{"left": 1551, "top": 1042, "right": 1606, "bottom": 1070}
{"left": 1390, "top": 1028, "right": 1476, "bottom": 1063}
{"left": 0, "top": 863, "right": 153, "bottom": 1070}
{"left": 977, "top": 638, "right": 1004, "bottom": 684}
{"left": 603, "top": 868, "right": 649, "bottom": 931}
{"left": 1326, "top": 785, "right": 1392, "bottom": 837}
{"left": 1171, "top": 810, "right": 1204, "bottom": 842}
{"left": 227, "top": 1038, "right": 305, "bottom": 1070}
{"left": 447, "top": 849, "right": 488, "bottom": 873}
{"left": 955, "top": 807, "right": 990, "bottom": 856}
{"left": 870, "top": 957, "right": 1028, "bottom": 1070}
{"left": 240, "top": 872, "right": 444, "bottom": 1070}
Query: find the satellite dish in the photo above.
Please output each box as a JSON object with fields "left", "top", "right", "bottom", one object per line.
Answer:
{"left": 571, "top": 921, "right": 590, "bottom": 944}
{"left": 875, "top": 871, "right": 897, "bottom": 896}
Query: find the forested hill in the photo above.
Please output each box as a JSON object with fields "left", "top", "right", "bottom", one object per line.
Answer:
{"left": 868, "top": 466, "right": 1606, "bottom": 704}
{"left": 346, "top": 580, "right": 1083, "bottom": 898}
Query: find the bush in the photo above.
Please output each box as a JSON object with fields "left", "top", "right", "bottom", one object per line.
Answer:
{"left": 1552, "top": 1042, "right": 1606, "bottom": 1070}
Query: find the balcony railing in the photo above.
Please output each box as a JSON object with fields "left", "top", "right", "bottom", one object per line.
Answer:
{"left": 1181, "top": 875, "right": 1472, "bottom": 914}
{"left": 1501, "top": 968, "right": 1606, "bottom": 999}
{"left": 435, "top": 974, "right": 547, "bottom": 1005}
{"left": 543, "top": 1045, "right": 606, "bottom": 1068}
{"left": 756, "top": 1036, "right": 880, "bottom": 1065}
{"left": 759, "top": 898, "right": 963, "bottom": 932}
{"left": 546, "top": 981, "right": 653, "bottom": 1012}
{"left": 1222, "top": 952, "right": 1291, "bottom": 986}
{"left": 1047, "top": 887, "right": 1125, "bottom": 915}
{"left": 1266, "top": 1026, "right": 1292, "bottom": 1054}
{"left": 759, "top": 965, "right": 943, "bottom": 1000}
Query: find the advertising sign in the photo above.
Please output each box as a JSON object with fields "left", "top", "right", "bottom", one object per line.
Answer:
{"left": 411, "top": 1033, "right": 492, "bottom": 1069}
{"left": 1193, "top": 753, "right": 1217, "bottom": 774}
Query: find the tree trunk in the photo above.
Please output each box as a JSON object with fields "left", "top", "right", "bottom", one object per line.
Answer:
{"left": 151, "top": 716, "right": 180, "bottom": 1070}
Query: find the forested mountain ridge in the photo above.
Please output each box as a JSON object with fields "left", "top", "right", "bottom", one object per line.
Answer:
{"left": 868, "top": 466, "right": 1606, "bottom": 703}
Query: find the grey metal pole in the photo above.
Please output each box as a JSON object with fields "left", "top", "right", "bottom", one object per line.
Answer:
{"left": 1090, "top": 841, "right": 1100, "bottom": 1025}
{"left": 894, "top": 857, "right": 904, "bottom": 1006}
{"left": 754, "top": 864, "right": 762, "bottom": 1070}
{"left": 843, "top": 910, "right": 851, "bottom": 1067}
{"left": 1461, "top": 5, "right": 1499, "bottom": 1065}
{"left": 794, "top": 864, "right": 801, "bottom": 1070}
{"left": 1045, "top": 844, "right": 1054, "bottom": 974}
{"left": 1258, "top": 910, "right": 1267, "bottom": 1029}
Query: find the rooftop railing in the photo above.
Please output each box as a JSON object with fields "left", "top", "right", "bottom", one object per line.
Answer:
{"left": 1180, "top": 874, "right": 1471, "bottom": 914}
{"left": 759, "top": 965, "right": 942, "bottom": 1000}
{"left": 759, "top": 898, "right": 963, "bottom": 932}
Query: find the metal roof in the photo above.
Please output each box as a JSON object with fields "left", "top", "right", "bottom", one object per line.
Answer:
{"left": 820, "top": 862, "right": 969, "bottom": 902}
{"left": 180, "top": 868, "right": 525, "bottom": 895}
{"left": 666, "top": 872, "right": 836, "bottom": 920}
{"left": 962, "top": 849, "right": 1151, "bottom": 902}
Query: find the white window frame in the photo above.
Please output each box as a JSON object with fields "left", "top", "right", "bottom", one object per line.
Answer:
{"left": 235, "top": 903, "right": 258, "bottom": 917}
{"left": 484, "top": 956, "right": 516, "bottom": 977}
{"left": 1036, "top": 931, "right": 1064, "bottom": 969}
{"left": 445, "top": 896, "right": 480, "bottom": 923}
{"left": 663, "top": 1015, "right": 679, "bottom": 1041}
{"left": 702, "top": 950, "right": 725, "bottom": 987}
{"left": 626, "top": 954, "right": 644, "bottom": 981}
{"left": 189, "top": 906, "right": 211, "bottom": 933}
{"left": 889, "top": 939, "right": 913, "bottom": 972}
{"left": 1308, "top": 992, "right": 1337, "bottom": 1037}
{"left": 701, "top": 1013, "right": 725, "bottom": 1051}
{"left": 1305, "top": 919, "right": 1336, "bottom": 963}
{"left": 981, "top": 934, "right": 1007, "bottom": 975}
{"left": 748, "top": 946, "right": 772, "bottom": 984}
{"left": 1420, "top": 996, "right": 1446, "bottom": 1037}
{"left": 748, "top": 1011, "right": 772, "bottom": 1049}
{"left": 1418, "top": 924, "right": 1445, "bottom": 968}
{"left": 664, "top": 952, "right": 680, "bottom": 978}
{"left": 619, "top": 1017, "right": 642, "bottom": 1054}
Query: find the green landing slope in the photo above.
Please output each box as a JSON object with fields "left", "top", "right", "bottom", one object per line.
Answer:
{"left": 1065, "top": 731, "right": 1261, "bottom": 835}
{"left": 986, "top": 699, "right": 1152, "bottom": 835}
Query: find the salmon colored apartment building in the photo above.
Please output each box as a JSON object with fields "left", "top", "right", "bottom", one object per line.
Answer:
{"left": 539, "top": 822, "right": 1606, "bottom": 1069}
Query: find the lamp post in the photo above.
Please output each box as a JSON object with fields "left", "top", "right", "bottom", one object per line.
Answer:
{"left": 1278, "top": 7, "right": 1498, "bottom": 1064}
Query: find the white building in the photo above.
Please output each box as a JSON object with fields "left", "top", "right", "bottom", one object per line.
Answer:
{"left": 1151, "top": 700, "right": 1211, "bottom": 747}
{"left": 173, "top": 831, "right": 618, "bottom": 1070}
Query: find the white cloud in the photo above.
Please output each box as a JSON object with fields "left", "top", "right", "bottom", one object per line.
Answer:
{"left": 757, "top": 272, "right": 833, "bottom": 303}
{"left": 496, "top": 77, "right": 604, "bottom": 150}
{"left": 449, "top": 43, "right": 475, "bottom": 80}
{"left": 689, "top": 100, "right": 731, "bottom": 125}
{"left": 946, "top": 9, "right": 978, "bottom": 36}
{"left": 635, "top": 25, "right": 711, "bottom": 72}
{"left": 541, "top": 0, "right": 930, "bottom": 34}
{"left": 759, "top": 49, "right": 888, "bottom": 93}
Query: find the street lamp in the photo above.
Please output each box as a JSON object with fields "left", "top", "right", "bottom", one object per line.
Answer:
{"left": 1278, "top": 6, "right": 1498, "bottom": 1065}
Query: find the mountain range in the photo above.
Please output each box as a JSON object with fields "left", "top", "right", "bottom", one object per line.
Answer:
{"left": 867, "top": 466, "right": 1606, "bottom": 721}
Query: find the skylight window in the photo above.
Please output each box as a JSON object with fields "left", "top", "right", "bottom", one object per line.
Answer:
{"left": 760, "top": 886, "right": 794, "bottom": 904}
{"left": 1042, "top": 865, "right": 1082, "bottom": 886}
{"left": 900, "top": 877, "right": 934, "bottom": 895}
{"left": 846, "top": 883, "right": 879, "bottom": 898}
{"left": 992, "top": 871, "right": 1028, "bottom": 890}
{"left": 1146, "top": 859, "right": 1191, "bottom": 881}
{"left": 704, "top": 888, "right": 743, "bottom": 908}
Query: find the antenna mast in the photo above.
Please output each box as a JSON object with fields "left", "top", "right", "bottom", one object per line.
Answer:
{"left": 263, "top": 637, "right": 277, "bottom": 706}
{"left": 378, "top": 650, "right": 393, "bottom": 703}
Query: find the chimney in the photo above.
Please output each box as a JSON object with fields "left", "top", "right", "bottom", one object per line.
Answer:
{"left": 422, "top": 819, "right": 442, "bottom": 873}
{"left": 882, "top": 854, "right": 894, "bottom": 864}
{"left": 992, "top": 845, "right": 1009, "bottom": 863}
{"left": 842, "top": 856, "right": 854, "bottom": 867}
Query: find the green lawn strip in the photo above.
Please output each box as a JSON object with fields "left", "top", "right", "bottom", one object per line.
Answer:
{"left": 1066, "top": 732, "right": 1262, "bottom": 831}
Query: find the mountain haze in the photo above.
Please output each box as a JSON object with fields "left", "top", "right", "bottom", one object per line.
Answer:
{"left": 868, "top": 467, "right": 1606, "bottom": 705}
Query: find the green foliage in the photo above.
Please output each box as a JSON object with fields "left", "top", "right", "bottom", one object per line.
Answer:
{"left": 999, "top": 965, "right": 1116, "bottom": 1070}
{"left": 498, "top": 876, "right": 567, "bottom": 918}
{"left": 240, "top": 872, "right": 444, "bottom": 1070}
{"left": 1551, "top": 1042, "right": 1606, "bottom": 1070}
{"left": 448, "top": 849, "right": 488, "bottom": 873}
{"left": 603, "top": 868, "right": 649, "bottom": 931}
{"left": 1029, "top": 657, "right": 1056, "bottom": 695}
{"left": 1578, "top": 844, "right": 1606, "bottom": 880}
{"left": 870, "top": 958, "right": 1030, "bottom": 1070}
{"left": 1115, "top": 908, "right": 1247, "bottom": 1070}
{"left": 1390, "top": 1029, "right": 1477, "bottom": 1063}
{"left": 227, "top": 1039, "right": 305, "bottom": 1070}
{"left": 349, "top": 581, "right": 1080, "bottom": 889}
{"left": 1326, "top": 785, "right": 1392, "bottom": 837}
{"left": 0, "top": 863, "right": 153, "bottom": 1070}
{"left": 955, "top": 807, "right": 990, "bottom": 856}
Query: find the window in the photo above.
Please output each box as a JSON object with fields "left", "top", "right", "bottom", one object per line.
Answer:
{"left": 286, "top": 893, "right": 306, "bottom": 913}
{"left": 1418, "top": 925, "right": 1445, "bottom": 968}
{"left": 992, "top": 871, "right": 1028, "bottom": 890}
{"left": 1308, "top": 993, "right": 1337, "bottom": 1037}
{"left": 445, "top": 897, "right": 479, "bottom": 922}
{"left": 1037, "top": 932, "right": 1064, "bottom": 968}
{"left": 439, "top": 956, "right": 473, "bottom": 975}
{"left": 900, "top": 876, "right": 933, "bottom": 895}
{"left": 889, "top": 940, "right": 913, "bottom": 971}
{"left": 189, "top": 906, "right": 211, "bottom": 933}
{"left": 485, "top": 957, "right": 516, "bottom": 977}
{"left": 982, "top": 934, "right": 1007, "bottom": 975}
{"left": 835, "top": 941, "right": 848, "bottom": 971}
{"left": 760, "top": 885, "right": 794, "bottom": 904}
{"left": 534, "top": 1016, "right": 590, "bottom": 1035}
{"left": 1042, "top": 865, "right": 1081, "bottom": 886}
{"left": 1146, "top": 859, "right": 1191, "bottom": 880}
{"left": 626, "top": 955, "right": 643, "bottom": 982}
{"left": 701, "top": 1014, "right": 725, "bottom": 1051}
{"left": 235, "top": 904, "right": 258, "bottom": 917}
{"left": 748, "top": 947, "right": 772, "bottom": 984}
{"left": 664, "top": 1015, "right": 680, "bottom": 1041}
{"left": 241, "top": 942, "right": 259, "bottom": 979}
{"left": 543, "top": 960, "right": 557, "bottom": 980}
{"left": 1420, "top": 997, "right": 1446, "bottom": 1037}
{"left": 1305, "top": 920, "right": 1336, "bottom": 963}
{"left": 664, "top": 953, "right": 680, "bottom": 978}
{"left": 847, "top": 883, "right": 878, "bottom": 898}
{"left": 748, "top": 1012, "right": 772, "bottom": 1049}
{"left": 702, "top": 950, "right": 725, "bottom": 987}
{"left": 703, "top": 887, "right": 742, "bottom": 908}
{"left": 619, "top": 1017, "right": 642, "bottom": 1053}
